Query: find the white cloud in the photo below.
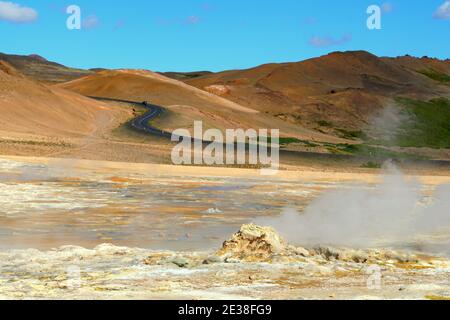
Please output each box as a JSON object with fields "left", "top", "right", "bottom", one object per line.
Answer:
{"left": 82, "top": 15, "right": 100, "bottom": 29}
{"left": 434, "top": 1, "right": 450, "bottom": 20}
{"left": 309, "top": 34, "right": 352, "bottom": 48}
{"left": 0, "top": 1, "right": 37, "bottom": 23}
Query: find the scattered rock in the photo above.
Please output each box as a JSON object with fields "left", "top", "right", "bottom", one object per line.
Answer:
{"left": 144, "top": 255, "right": 193, "bottom": 268}
{"left": 224, "top": 257, "right": 242, "bottom": 264}
{"left": 285, "top": 245, "right": 310, "bottom": 257}
{"left": 271, "top": 255, "right": 291, "bottom": 264}
{"left": 202, "top": 255, "right": 223, "bottom": 265}
{"left": 169, "top": 257, "right": 190, "bottom": 268}
{"left": 312, "top": 246, "right": 341, "bottom": 261}
{"left": 204, "top": 85, "right": 231, "bottom": 96}
{"left": 203, "top": 208, "right": 222, "bottom": 214}
{"left": 294, "top": 247, "right": 311, "bottom": 257}
{"left": 334, "top": 249, "right": 369, "bottom": 263}
{"left": 310, "top": 246, "right": 423, "bottom": 264}
{"left": 143, "top": 253, "right": 173, "bottom": 266}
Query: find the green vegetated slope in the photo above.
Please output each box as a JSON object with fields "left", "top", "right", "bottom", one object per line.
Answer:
{"left": 418, "top": 69, "right": 450, "bottom": 84}
{"left": 280, "top": 97, "right": 450, "bottom": 163}
{"left": 369, "top": 97, "right": 450, "bottom": 149}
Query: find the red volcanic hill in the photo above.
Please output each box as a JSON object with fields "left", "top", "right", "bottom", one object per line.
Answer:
{"left": 185, "top": 51, "right": 450, "bottom": 133}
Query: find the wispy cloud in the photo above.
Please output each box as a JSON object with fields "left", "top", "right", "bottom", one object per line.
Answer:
{"left": 48, "top": 3, "right": 67, "bottom": 14}
{"left": 114, "top": 19, "right": 126, "bottom": 30}
{"left": 309, "top": 34, "right": 352, "bottom": 48}
{"left": 156, "top": 15, "right": 202, "bottom": 26}
{"left": 434, "top": 1, "right": 450, "bottom": 20}
{"left": 184, "top": 15, "right": 200, "bottom": 25}
{"left": 381, "top": 2, "right": 393, "bottom": 13}
{"left": 82, "top": 15, "right": 100, "bottom": 29}
{"left": 201, "top": 3, "right": 214, "bottom": 11}
{"left": 0, "top": 1, "right": 38, "bottom": 23}
{"left": 302, "top": 17, "right": 318, "bottom": 25}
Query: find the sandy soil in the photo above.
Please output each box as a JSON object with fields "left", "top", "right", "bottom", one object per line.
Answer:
{"left": 3, "top": 155, "right": 450, "bottom": 185}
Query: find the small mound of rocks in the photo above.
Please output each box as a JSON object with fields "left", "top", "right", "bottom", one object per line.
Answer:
{"left": 144, "top": 224, "right": 447, "bottom": 268}
{"left": 213, "top": 224, "right": 444, "bottom": 266}
{"left": 215, "top": 224, "right": 306, "bottom": 263}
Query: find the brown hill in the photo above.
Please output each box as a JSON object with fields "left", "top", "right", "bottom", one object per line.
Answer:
{"left": 186, "top": 51, "right": 450, "bottom": 133}
{"left": 0, "top": 52, "right": 92, "bottom": 84}
{"left": 385, "top": 55, "right": 450, "bottom": 74}
{"left": 0, "top": 61, "right": 125, "bottom": 142}
{"left": 57, "top": 51, "right": 450, "bottom": 148}
{"left": 58, "top": 69, "right": 343, "bottom": 143}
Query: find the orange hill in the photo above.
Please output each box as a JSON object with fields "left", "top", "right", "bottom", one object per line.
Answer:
{"left": 0, "top": 61, "right": 125, "bottom": 141}
{"left": 58, "top": 69, "right": 346, "bottom": 143}
{"left": 185, "top": 51, "right": 450, "bottom": 132}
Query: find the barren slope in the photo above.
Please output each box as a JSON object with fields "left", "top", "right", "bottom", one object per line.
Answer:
{"left": 0, "top": 52, "right": 92, "bottom": 84}
{"left": 385, "top": 55, "right": 450, "bottom": 74}
{"left": 0, "top": 61, "right": 126, "bottom": 143}
{"left": 186, "top": 51, "right": 450, "bottom": 134}
{"left": 59, "top": 69, "right": 346, "bottom": 143}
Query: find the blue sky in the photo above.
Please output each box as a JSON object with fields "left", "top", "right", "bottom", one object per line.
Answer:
{"left": 0, "top": 0, "right": 449, "bottom": 72}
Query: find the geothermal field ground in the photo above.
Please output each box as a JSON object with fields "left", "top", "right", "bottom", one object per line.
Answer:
{"left": 0, "top": 156, "right": 449, "bottom": 300}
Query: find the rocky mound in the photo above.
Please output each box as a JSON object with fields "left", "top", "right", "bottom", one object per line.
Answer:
{"left": 213, "top": 224, "right": 443, "bottom": 265}
{"left": 216, "top": 224, "right": 289, "bottom": 262}
{"left": 144, "top": 224, "right": 447, "bottom": 270}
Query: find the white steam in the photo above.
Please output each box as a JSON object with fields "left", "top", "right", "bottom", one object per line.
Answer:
{"left": 367, "top": 103, "right": 410, "bottom": 143}
{"left": 255, "top": 164, "right": 450, "bottom": 249}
